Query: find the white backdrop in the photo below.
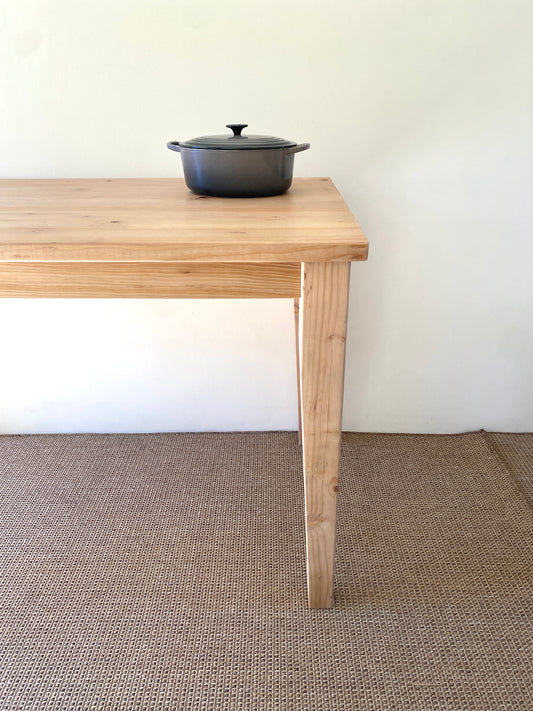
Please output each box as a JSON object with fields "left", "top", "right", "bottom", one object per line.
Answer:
{"left": 1, "top": 0, "right": 532, "bottom": 433}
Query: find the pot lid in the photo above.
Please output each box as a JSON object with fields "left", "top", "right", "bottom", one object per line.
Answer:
{"left": 179, "top": 124, "right": 297, "bottom": 150}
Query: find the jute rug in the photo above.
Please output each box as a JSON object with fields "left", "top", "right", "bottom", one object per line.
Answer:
{"left": 484, "top": 431, "right": 533, "bottom": 508}
{"left": 0, "top": 432, "right": 532, "bottom": 710}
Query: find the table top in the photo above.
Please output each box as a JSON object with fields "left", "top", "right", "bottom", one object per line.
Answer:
{"left": 0, "top": 178, "right": 368, "bottom": 263}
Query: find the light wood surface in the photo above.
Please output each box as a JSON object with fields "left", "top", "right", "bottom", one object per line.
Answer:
{"left": 0, "top": 262, "right": 300, "bottom": 299}
{"left": 0, "top": 177, "right": 368, "bottom": 608}
{"left": 300, "top": 262, "right": 351, "bottom": 608}
{"left": 294, "top": 298, "right": 303, "bottom": 445}
{"left": 0, "top": 178, "right": 368, "bottom": 263}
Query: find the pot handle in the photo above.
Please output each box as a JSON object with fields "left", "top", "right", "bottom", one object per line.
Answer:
{"left": 285, "top": 143, "right": 310, "bottom": 155}
{"left": 167, "top": 141, "right": 181, "bottom": 152}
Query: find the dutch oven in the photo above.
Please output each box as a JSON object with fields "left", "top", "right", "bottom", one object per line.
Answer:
{"left": 167, "top": 124, "right": 310, "bottom": 198}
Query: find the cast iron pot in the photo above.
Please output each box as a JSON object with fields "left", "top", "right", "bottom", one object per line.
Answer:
{"left": 167, "top": 124, "right": 310, "bottom": 198}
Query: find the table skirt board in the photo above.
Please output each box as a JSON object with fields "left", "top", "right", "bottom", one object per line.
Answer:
{"left": 0, "top": 262, "right": 301, "bottom": 299}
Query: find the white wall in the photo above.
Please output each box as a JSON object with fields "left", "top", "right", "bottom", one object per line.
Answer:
{"left": 1, "top": 0, "right": 532, "bottom": 434}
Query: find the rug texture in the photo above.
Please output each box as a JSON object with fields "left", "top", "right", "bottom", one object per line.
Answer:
{"left": 484, "top": 431, "right": 533, "bottom": 507}
{"left": 0, "top": 431, "right": 532, "bottom": 710}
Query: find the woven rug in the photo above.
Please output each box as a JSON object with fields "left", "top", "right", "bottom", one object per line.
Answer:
{"left": 484, "top": 431, "right": 533, "bottom": 507}
{"left": 0, "top": 432, "right": 532, "bottom": 710}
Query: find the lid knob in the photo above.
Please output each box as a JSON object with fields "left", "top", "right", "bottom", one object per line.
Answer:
{"left": 226, "top": 123, "right": 248, "bottom": 137}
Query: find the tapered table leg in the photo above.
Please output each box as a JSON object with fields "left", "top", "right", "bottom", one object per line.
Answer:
{"left": 294, "top": 298, "right": 303, "bottom": 445}
{"left": 299, "top": 262, "right": 351, "bottom": 608}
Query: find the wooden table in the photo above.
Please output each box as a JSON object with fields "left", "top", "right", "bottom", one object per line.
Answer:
{"left": 0, "top": 177, "right": 368, "bottom": 608}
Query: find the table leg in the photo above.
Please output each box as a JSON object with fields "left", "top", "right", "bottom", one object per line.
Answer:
{"left": 294, "top": 298, "right": 303, "bottom": 445}
{"left": 299, "top": 262, "right": 351, "bottom": 608}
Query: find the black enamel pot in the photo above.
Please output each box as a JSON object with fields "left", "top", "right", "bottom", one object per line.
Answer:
{"left": 167, "top": 124, "right": 310, "bottom": 198}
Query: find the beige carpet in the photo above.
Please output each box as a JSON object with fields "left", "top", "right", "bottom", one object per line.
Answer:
{"left": 0, "top": 432, "right": 532, "bottom": 710}
{"left": 484, "top": 431, "right": 533, "bottom": 507}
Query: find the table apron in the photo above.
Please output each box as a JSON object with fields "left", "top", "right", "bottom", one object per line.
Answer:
{"left": 0, "top": 262, "right": 301, "bottom": 299}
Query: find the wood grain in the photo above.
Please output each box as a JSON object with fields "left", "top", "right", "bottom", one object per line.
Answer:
{"left": 0, "top": 178, "right": 369, "bottom": 264}
{"left": 300, "top": 261, "right": 351, "bottom": 608}
{"left": 0, "top": 262, "right": 301, "bottom": 298}
{"left": 294, "top": 298, "right": 302, "bottom": 445}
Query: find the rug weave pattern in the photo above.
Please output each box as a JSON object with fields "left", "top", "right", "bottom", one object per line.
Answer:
{"left": 484, "top": 431, "right": 533, "bottom": 506}
{"left": 0, "top": 432, "right": 532, "bottom": 710}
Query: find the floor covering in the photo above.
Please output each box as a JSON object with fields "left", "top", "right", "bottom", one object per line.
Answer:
{"left": 0, "top": 431, "right": 532, "bottom": 710}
